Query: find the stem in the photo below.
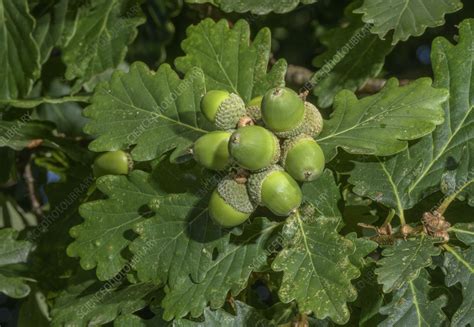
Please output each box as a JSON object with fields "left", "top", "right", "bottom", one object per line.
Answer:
{"left": 23, "top": 163, "right": 42, "bottom": 216}
{"left": 383, "top": 209, "right": 396, "bottom": 225}
{"left": 1, "top": 95, "right": 91, "bottom": 109}
{"left": 437, "top": 178, "right": 474, "bottom": 215}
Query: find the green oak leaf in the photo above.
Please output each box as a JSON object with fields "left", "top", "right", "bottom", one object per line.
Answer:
{"left": 316, "top": 78, "right": 448, "bottom": 161}
{"left": 129, "top": 192, "right": 225, "bottom": 286}
{"left": 174, "top": 301, "right": 272, "bottom": 326}
{"left": 0, "top": 0, "right": 40, "bottom": 100}
{"left": 354, "top": 0, "right": 462, "bottom": 44}
{"left": 68, "top": 171, "right": 163, "bottom": 281}
{"left": 50, "top": 276, "right": 157, "bottom": 327}
{"left": 32, "top": 0, "right": 69, "bottom": 65}
{"left": 159, "top": 218, "right": 279, "bottom": 320}
{"left": 300, "top": 169, "right": 342, "bottom": 223}
{"left": 444, "top": 246, "right": 473, "bottom": 326}
{"left": 272, "top": 213, "right": 359, "bottom": 325}
{"left": 0, "top": 119, "right": 54, "bottom": 150}
{"left": 0, "top": 194, "right": 37, "bottom": 230}
{"left": 60, "top": 0, "right": 145, "bottom": 91}
{"left": 114, "top": 313, "right": 168, "bottom": 327}
{"left": 185, "top": 0, "right": 316, "bottom": 15}
{"left": 0, "top": 228, "right": 33, "bottom": 298}
{"left": 17, "top": 286, "right": 49, "bottom": 327}
{"left": 349, "top": 19, "right": 474, "bottom": 216}
{"left": 312, "top": 1, "right": 393, "bottom": 108}
{"left": 378, "top": 270, "right": 448, "bottom": 326}
{"left": 84, "top": 63, "right": 210, "bottom": 162}
{"left": 449, "top": 223, "right": 474, "bottom": 246}
{"left": 175, "top": 19, "right": 287, "bottom": 103}
{"left": 346, "top": 232, "right": 378, "bottom": 269}
{"left": 375, "top": 236, "right": 441, "bottom": 293}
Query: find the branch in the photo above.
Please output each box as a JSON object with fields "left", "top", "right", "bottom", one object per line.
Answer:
{"left": 23, "top": 163, "right": 42, "bottom": 216}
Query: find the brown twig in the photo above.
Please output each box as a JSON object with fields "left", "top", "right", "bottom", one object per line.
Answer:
{"left": 23, "top": 162, "right": 42, "bottom": 216}
{"left": 357, "top": 78, "right": 411, "bottom": 94}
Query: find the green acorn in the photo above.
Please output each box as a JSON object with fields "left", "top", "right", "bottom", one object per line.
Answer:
{"left": 248, "top": 165, "right": 302, "bottom": 216}
{"left": 281, "top": 135, "right": 325, "bottom": 182}
{"left": 209, "top": 176, "right": 255, "bottom": 228}
{"left": 228, "top": 126, "right": 280, "bottom": 171}
{"left": 246, "top": 95, "right": 263, "bottom": 123}
{"left": 93, "top": 150, "right": 133, "bottom": 178}
{"left": 261, "top": 87, "right": 305, "bottom": 133}
{"left": 273, "top": 101, "right": 324, "bottom": 138}
{"left": 193, "top": 131, "right": 231, "bottom": 170}
{"left": 200, "top": 90, "right": 246, "bottom": 130}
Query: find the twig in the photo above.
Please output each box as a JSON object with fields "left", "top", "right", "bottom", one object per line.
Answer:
{"left": 357, "top": 78, "right": 411, "bottom": 94}
{"left": 23, "top": 163, "right": 42, "bottom": 216}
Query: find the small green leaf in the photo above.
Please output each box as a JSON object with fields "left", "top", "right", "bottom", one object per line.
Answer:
{"left": 379, "top": 270, "right": 448, "bottom": 326}
{"left": 0, "top": 228, "right": 33, "bottom": 299}
{"left": 316, "top": 78, "right": 448, "bottom": 161}
{"left": 272, "top": 213, "right": 359, "bottom": 325}
{"left": 175, "top": 19, "right": 287, "bottom": 103}
{"left": 0, "top": 119, "right": 55, "bottom": 151}
{"left": 68, "top": 171, "right": 163, "bottom": 280}
{"left": 185, "top": 0, "right": 316, "bottom": 15}
{"left": 0, "top": 0, "right": 40, "bottom": 100}
{"left": 312, "top": 2, "right": 393, "bottom": 108}
{"left": 354, "top": 0, "right": 462, "bottom": 44}
{"left": 375, "top": 236, "right": 441, "bottom": 293}
{"left": 84, "top": 63, "right": 210, "bottom": 161}
{"left": 174, "top": 301, "right": 271, "bottom": 326}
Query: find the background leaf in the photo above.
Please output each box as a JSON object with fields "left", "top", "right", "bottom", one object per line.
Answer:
{"left": 0, "top": 228, "right": 33, "bottom": 298}
{"left": 0, "top": 0, "right": 40, "bottom": 100}
{"left": 354, "top": 0, "right": 463, "bottom": 44}
{"left": 185, "top": 0, "right": 316, "bottom": 15}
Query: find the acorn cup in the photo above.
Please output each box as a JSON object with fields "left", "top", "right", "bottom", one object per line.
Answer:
{"left": 271, "top": 101, "right": 324, "bottom": 139}
{"left": 200, "top": 90, "right": 246, "bottom": 130}
{"left": 281, "top": 135, "right": 325, "bottom": 182}
{"left": 246, "top": 95, "right": 263, "bottom": 123}
{"left": 209, "top": 176, "right": 256, "bottom": 228}
{"left": 228, "top": 125, "right": 280, "bottom": 171}
{"left": 247, "top": 165, "right": 303, "bottom": 216}
{"left": 193, "top": 131, "right": 231, "bottom": 171}
{"left": 92, "top": 150, "right": 133, "bottom": 178}
{"left": 261, "top": 87, "right": 305, "bottom": 133}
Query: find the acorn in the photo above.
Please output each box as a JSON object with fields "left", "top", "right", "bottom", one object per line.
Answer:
{"left": 228, "top": 126, "right": 280, "bottom": 171}
{"left": 281, "top": 135, "right": 325, "bottom": 182}
{"left": 209, "top": 176, "right": 255, "bottom": 228}
{"left": 93, "top": 150, "right": 133, "bottom": 178}
{"left": 246, "top": 95, "right": 263, "bottom": 123}
{"left": 261, "top": 87, "right": 305, "bottom": 133}
{"left": 193, "top": 131, "right": 231, "bottom": 170}
{"left": 200, "top": 90, "right": 246, "bottom": 130}
{"left": 247, "top": 165, "right": 302, "bottom": 216}
{"left": 272, "top": 101, "right": 324, "bottom": 138}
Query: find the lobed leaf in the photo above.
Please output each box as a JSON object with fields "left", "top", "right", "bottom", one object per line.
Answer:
{"left": 375, "top": 236, "right": 441, "bottom": 293}
{"left": 354, "top": 0, "right": 462, "bottom": 44}
{"left": 185, "top": 0, "right": 316, "bottom": 15}
{"left": 316, "top": 78, "right": 448, "bottom": 161}
{"left": 349, "top": 19, "right": 474, "bottom": 215}
{"left": 84, "top": 63, "right": 210, "bottom": 161}
{"left": 175, "top": 19, "right": 287, "bottom": 103}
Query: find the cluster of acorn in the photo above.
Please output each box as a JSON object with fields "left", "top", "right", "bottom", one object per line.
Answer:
{"left": 193, "top": 87, "right": 325, "bottom": 228}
